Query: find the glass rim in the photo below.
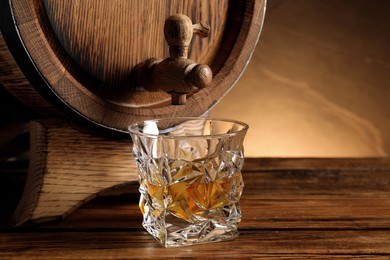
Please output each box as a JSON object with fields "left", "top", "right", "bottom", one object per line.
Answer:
{"left": 128, "top": 117, "right": 249, "bottom": 139}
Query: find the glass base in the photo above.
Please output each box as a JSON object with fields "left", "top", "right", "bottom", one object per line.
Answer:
{"left": 143, "top": 217, "right": 239, "bottom": 248}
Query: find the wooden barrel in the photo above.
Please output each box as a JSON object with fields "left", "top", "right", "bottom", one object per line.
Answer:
{"left": 0, "top": 0, "right": 266, "bottom": 134}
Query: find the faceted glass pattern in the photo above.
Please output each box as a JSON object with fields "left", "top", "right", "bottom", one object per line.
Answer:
{"left": 129, "top": 118, "right": 248, "bottom": 247}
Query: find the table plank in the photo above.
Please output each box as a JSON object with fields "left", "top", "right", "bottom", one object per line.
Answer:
{"left": 1, "top": 230, "right": 390, "bottom": 258}
{"left": 1, "top": 158, "right": 390, "bottom": 258}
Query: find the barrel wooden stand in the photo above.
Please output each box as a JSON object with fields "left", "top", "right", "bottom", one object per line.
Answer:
{"left": 11, "top": 120, "right": 138, "bottom": 227}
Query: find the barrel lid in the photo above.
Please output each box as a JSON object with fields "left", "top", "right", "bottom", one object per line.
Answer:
{"left": 1, "top": 0, "right": 266, "bottom": 134}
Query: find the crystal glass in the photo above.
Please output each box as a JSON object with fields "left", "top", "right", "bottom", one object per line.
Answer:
{"left": 128, "top": 118, "right": 248, "bottom": 247}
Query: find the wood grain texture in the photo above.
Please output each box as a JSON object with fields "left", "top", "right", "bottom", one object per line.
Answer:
{"left": 0, "top": 32, "right": 59, "bottom": 118}
{"left": 11, "top": 120, "right": 138, "bottom": 227}
{"left": 43, "top": 1, "right": 221, "bottom": 87}
{"left": 1, "top": 0, "right": 266, "bottom": 133}
{"left": 1, "top": 158, "right": 390, "bottom": 258}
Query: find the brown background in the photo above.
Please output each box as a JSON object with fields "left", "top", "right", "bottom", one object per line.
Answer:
{"left": 212, "top": 0, "right": 390, "bottom": 157}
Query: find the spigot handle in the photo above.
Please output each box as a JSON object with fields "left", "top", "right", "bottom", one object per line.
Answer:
{"left": 164, "top": 14, "right": 210, "bottom": 59}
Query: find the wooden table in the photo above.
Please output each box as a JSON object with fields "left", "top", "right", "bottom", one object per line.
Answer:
{"left": 1, "top": 158, "right": 390, "bottom": 258}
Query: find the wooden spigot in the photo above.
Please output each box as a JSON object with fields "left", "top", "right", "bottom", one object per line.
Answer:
{"left": 132, "top": 14, "right": 212, "bottom": 105}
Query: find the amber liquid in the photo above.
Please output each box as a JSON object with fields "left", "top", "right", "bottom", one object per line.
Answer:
{"left": 139, "top": 161, "right": 243, "bottom": 224}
